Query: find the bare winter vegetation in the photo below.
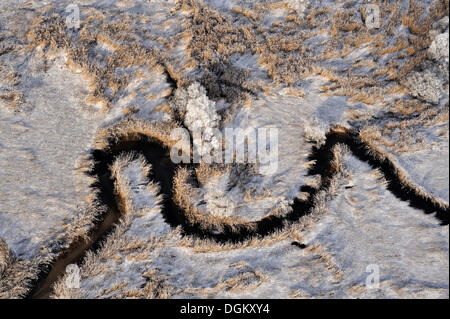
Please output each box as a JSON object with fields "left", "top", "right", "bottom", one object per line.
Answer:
{"left": 0, "top": 0, "right": 448, "bottom": 299}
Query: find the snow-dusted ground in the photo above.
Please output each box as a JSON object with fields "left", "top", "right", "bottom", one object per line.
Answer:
{"left": 302, "top": 154, "right": 448, "bottom": 298}
{"left": 0, "top": 54, "right": 101, "bottom": 261}
{"left": 54, "top": 151, "right": 448, "bottom": 298}
{"left": 0, "top": 0, "right": 448, "bottom": 298}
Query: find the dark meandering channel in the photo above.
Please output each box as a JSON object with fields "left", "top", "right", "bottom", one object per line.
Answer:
{"left": 28, "top": 127, "right": 449, "bottom": 298}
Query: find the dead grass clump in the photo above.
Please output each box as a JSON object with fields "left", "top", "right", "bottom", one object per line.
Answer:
{"left": 391, "top": 99, "right": 432, "bottom": 116}
{"left": 258, "top": 51, "right": 311, "bottom": 85}
{"left": 332, "top": 9, "right": 361, "bottom": 36}
{"left": 0, "top": 62, "right": 19, "bottom": 86}
{"left": 184, "top": 270, "right": 268, "bottom": 295}
{"left": 305, "top": 243, "right": 344, "bottom": 282}
{"left": 139, "top": 269, "right": 176, "bottom": 299}
{"left": 0, "top": 62, "right": 24, "bottom": 111}
{"left": 318, "top": 73, "right": 381, "bottom": 104}
{"left": 0, "top": 238, "right": 14, "bottom": 277}
{"left": 232, "top": 6, "right": 260, "bottom": 22}
{"left": 198, "top": 63, "right": 253, "bottom": 105}
{"left": 244, "top": 188, "right": 271, "bottom": 203}
{"left": 27, "top": 15, "right": 70, "bottom": 49}
{"left": 0, "top": 241, "right": 42, "bottom": 299}
{"left": 195, "top": 163, "right": 227, "bottom": 185}
{"left": 397, "top": 51, "right": 428, "bottom": 80}
{"left": 309, "top": 0, "right": 447, "bottom": 107}
{"left": 428, "top": 0, "right": 450, "bottom": 28}
{"left": 307, "top": 7, "right": 332, "bottom": 28}
{"left": 0, "top": 91, "right": 24, "bottom": 112}
{"left": 402, "top": 0, "right": 447, "bottom": 36}
{"left": 397, "top": 0, "right": 448, "bottom": 80}
{"left": 94, "top": 117, "right": 181, "bottom": 150}
{"left": 27, "top": 14, "right": 167, "bottom": 111}
{"left": 379, "top": 2, "right": 403, "bottom": 36}
{"left": 376, "top": 35, "right": 409, "bottom": 58}
{"left": 0, "top": 40, "right": 15, "bottom": 56}
{"left": 186, "top": 1, "right": 254, "bottom": 66}
{"left": 184, "top": 0, "right": 314, "bottom": 86}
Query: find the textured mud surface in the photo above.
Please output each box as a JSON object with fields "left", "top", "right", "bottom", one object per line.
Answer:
{"left": 0, "top": 0, "right": 448, "bottom": 298}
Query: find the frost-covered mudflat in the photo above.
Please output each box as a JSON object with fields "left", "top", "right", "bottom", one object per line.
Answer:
{"left": 0, "top": 0, "right": 448, "bottom": 299}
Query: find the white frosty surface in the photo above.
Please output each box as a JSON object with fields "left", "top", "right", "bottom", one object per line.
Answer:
{"left": 74, "top": 158, "right": 172, "bottom": 298}
{"left": 0, "top": 0, "right": 178, "bottom": 262}
{"left": 0, "top": 0, "right": 448, "bottom": 298}
{"left": 302, "top": 155, "right": 449, "bottom": 298}
{"left": 196, "top": 76, "right": 371, "bottom": 221}
{"left": 122, "top": 160, "right": 171, "bottom": 239}
{"left": 395, "top": 145, "right": 449, "bottom": 204}
{"left": 0, "top": 55, "right": 101, "bottom": 260}
{"left": 152, "top": 154, "right": 448, "bottom": 298}
{"left": 73, "top": 151, "right": 448, "bottom": 298}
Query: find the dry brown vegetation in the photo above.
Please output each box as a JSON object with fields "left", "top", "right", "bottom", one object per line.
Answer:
{"left": 0, "top": 237, "right": 43, "bottom": 298}
{"left": 21, "top": 0, "right": 448, "bottom": 114}
{"left": 0, "top": 60, "right": 24, "bottom": 111}
{"left": 26, "top": 11, "right": 185, "bottom": 112}
{"left": 1, "top": 0, "right": 448, "bottom": 299}
{"left": 94, "top": 117, "right": 182, "bottom": 150}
